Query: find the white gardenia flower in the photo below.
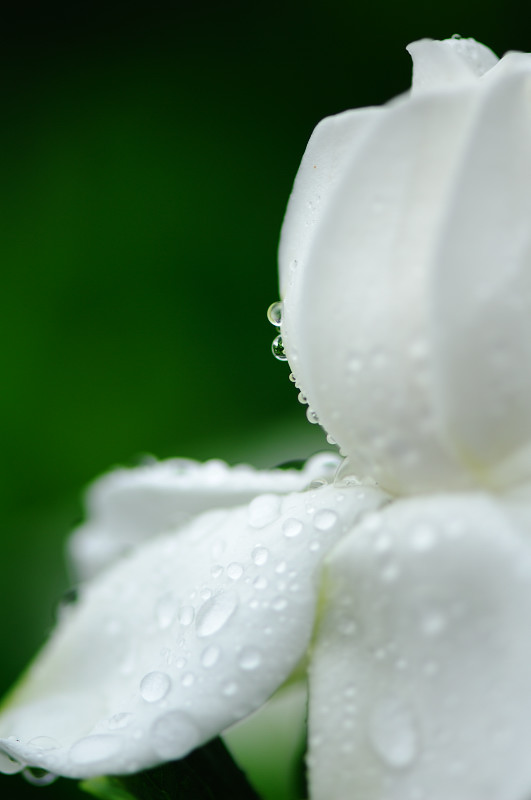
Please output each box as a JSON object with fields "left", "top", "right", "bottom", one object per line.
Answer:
{"left": 2, "top": 35, "right": 531, "bottom": 800}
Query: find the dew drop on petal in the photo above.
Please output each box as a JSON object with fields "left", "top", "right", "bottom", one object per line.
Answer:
{"left": 0, "top": 749, "right": 23, "bottom": 774}
{"left": 155, "top": 593, "right": 176, "bottom": 629}
{"left": 272, "top": 334, "right": 288, "bottom": 361}
{"left": 201, "top": 644, "right": 221, "bottom": 668}
{"left": 195, "top": 591, "right": 238, "bottom": 637}
{"left": 150, "top": 711, "right": 200, "bottom": 760}
{"left": 181, "top": 672, "right": 195, "bottom": 688}
{"left": 266, "top": 301, "right": 283, "bottom": 326}
{"left": 253, "top": 575, "right": 268, "bottom": 590}
{"left": 238, "top": 648, "right": 262, "bottom": 670}
{"left": 306, "top": 407, "right": 320, "bottom": 424}
{"left": 252, "top": 546, "right": 269, "bottom": 566}
{"left": 227, "top": 562, "right": 243, "bottom": 581}
{"left": 22, "top": 767, "right": 57, "bottom": 786}
{"left": 140, "top": 671, "right": 172, "bottom": 703}
{"left": 222, "top": 681, "right": 239, "bottom": 697}
{"left": 69, "top": 735, "right": 123, "bottom": 765}
{"left": 282, "top": 518, "right": 303, "bottom": 539}
{"left": 313, "top": 508, "right": 339, "bottom": 532}
{"left": 178, "top": 606, "right": 195, "bottom": 626}
{"left": 368, "top": 697, "right": 418, "bottom": 769}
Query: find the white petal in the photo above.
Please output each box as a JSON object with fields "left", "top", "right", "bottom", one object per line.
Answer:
{"left": 0, "top": 481, "right": 388, "bottom": 778}
{"left": 278, "top": 106, "right": 381, "bottom": 299}
{"left": 70, "top": 453, "right": 341, "bottom": 581}
{"left": 407, "top": 37, "right": 498, "bottom": 94}
{"left": 309, "top": 492, "right": 531, "bottom": 800}
{"left": 430, "top": 67, "right": 531, "bottom": 489}
{"left": 281, "top": 83, "right": 480, "bottom": 494}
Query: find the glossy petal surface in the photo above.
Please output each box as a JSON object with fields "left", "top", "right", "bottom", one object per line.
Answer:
{"left": 309, "top": 492, "right": 531, "bottom": 800}
{"left": 0, "top": 480, "right": 388, "bottom": 778}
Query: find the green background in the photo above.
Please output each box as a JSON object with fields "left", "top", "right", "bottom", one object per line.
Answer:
{"left": 0, "top": 1, "right": 526, "bottom": 796}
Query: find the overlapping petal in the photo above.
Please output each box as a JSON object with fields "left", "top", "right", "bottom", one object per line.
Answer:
{"left": 308, "top": 492, "right": 531, "bottom": 800}
{"left": 407, "top": 37, "right": 498, "bottom": 93}
{"left": 70, "top": 453, "right": 341, "bottom": 581}
{"left": 0, "top": 477, "right": 388, "bottom": 778}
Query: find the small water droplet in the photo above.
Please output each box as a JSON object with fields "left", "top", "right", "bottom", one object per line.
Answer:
{"left": 211, "top": 564, "right": 224, "bottom": 578}
{"left": 275, "top": 560, "right": 287, "bottom": 573}
{"left": 313, "top": 508, "right": 339, "bottom": 532}
{"left": 298, "top": 391, "right": 307, "bottom": 404}
{"left": 69, "top": 735, "right": 122, "bottom": 765}
{"left": 282, "top": 518, "right": 303, "bottom": 538}
{"left": 369, "top": 697, "right": 418, "bottom": 769}
{"left": 238, "top": 648, "right": 262, "bottom": 670}
{"left": 151, "top": 711, "right": 200, "bottom": 760}
{"left": 288, "top": 372, "right": 296, "bottom": 382}
{"left": 348, "top": 353, "right": 364, "bottom": 372}
{"left": 140, "top": 671, "right": 172, "bottom": 703}
{"left": 252, "top": 546, "right": 269, "bottom": 566}
{"left": 248, "top": 495, "right": 280, "bottom": 528}
{"left": 267, "top": 301, "right": 283, "bottom": 326}
{"left": 22, "top": 768, "right": 58, "bottom": 786}
{"left": 181, "top": 671, "right": 195, "bottom": 687}
{"left": 421, "top": 610, "right": 447, "bottom": 637}
{"left": 253, "top": 575, "right": 268, "bottom": 590}
{"left": 309, "top": 539, "right": 321, "bottom": 552}
{"left": 196, "top": 591, "right": 238, "bottom": 637}
{"left": 306, "top": 407, "right": 319, "bottom": 424}
{"left": 201, "top": 644, "right": 221, "bottom": 668}
{"left": 155, "top": 593, "right": 176, "bottom": 629}
{"left": 272, "top": 334, "right": 288, "bottom": 361}
{"left": 178, "top": 606, "right": 195, "bottom": 626}
{"left": 222, "top": 681, "right": 239, "bottom": 697}
{"left": 273, "top": 596, "right": 288, "bottom": 611}
{"left": 227, "top": 562, "right": 243, "bottom": 580}
{"left": 326, "top": 433, "right": 337, "bottom": 445}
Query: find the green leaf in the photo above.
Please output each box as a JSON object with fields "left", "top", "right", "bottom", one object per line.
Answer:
{"left": 80, "top": 738, "right": 261, "bottom": 800}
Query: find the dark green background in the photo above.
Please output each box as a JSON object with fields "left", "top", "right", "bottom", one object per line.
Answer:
{"left": 0, "top": 1, "right": 526, "bottom": 796}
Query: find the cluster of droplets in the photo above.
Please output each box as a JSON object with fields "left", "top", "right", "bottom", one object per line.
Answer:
{"left": 267, "top": 300, "right": 336, "bottom": 444}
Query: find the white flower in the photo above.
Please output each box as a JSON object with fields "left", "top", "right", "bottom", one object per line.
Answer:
{"left": 2, "top": 36, "right": 531, "bottom": 800}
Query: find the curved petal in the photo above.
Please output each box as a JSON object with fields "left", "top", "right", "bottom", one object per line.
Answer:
{"left": 308, "top": 492, "right": 531, "bottom": 800}
{"left": 0, "top": 481, "right": 388, "bottom": 778}
{"left": 407, "top": 37, "right": 498, "bottom": 94}
{"left": 281, "top": 81, "right": 481, "bottom": 494}
{"left": 430, "top": 66, "right": 531, "bottom": 490}
{"left": 70, "top": 453, "right": 341, "bottom": 581}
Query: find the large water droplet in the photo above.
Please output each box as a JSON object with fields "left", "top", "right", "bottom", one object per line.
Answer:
{"left": 22, "top": 768, "right": 57, "bottom": 786}
{"left": 313, "top": 508, "right": 339, "bottom": 532}
{"left": 196, "top": 591, "right": 238, "bottom": 637}
{"left": 272, "top": 334, "right": 288, "bottom": 361}
{"left": 369, "top": 697, "right": 418, "bottom": 769}
{"left": 252, "top": 546, "right": 269, "bottom": 566}
{"left": 238, "top": 648, "right": 262, "bottom": 670}
{"left": 151, "top": 711, "right": 200, "bottom": 760}
{"left": 201, "top": 644, "right": 221, "bottom": 668}
{"left": 282, "top": 518, "right": 303, "bottom": 538}
{"left": 140, "top": 671, "right": 172, "bottom": 703}
{"left": 267, "top": 301, "right": 283, "bottom": 326}
{"left": 69, "top": 735, "right": 122, "bottom": 765}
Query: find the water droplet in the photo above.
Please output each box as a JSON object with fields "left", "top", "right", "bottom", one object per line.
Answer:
{"left": 151, "top": 711, "right": 200, "bottom": 760}
{"left": 248, "top": 494, "right": 280, "bottom": 528}
{"left": 181, "top": 672, "right": 195, "bottom": 687}
{"left": 253, "top": 575, "right": 268, "bottom": 590}
{"left": 201, "top": 644, "right": 221, "bottom": 668}
{"left": 0, "top": 749, "right": 23, "bottom": 774}
{"left": 282, "top": 518, "right": 303, "bottom": 538}
{"left": 155, "top": 593, "right": 176, "bottom": 629}
{"left": 313, "top": 508, "right": 339, "bottom": 532}
{"left": 27, "top": 736, "right": 60, "bottom": 752}
{"left": 22, "top": 768, "right": 57, "bottom": 786}
{"left": 369, "top": 697, "right": 418, "bottom": 769}
{"left": 306, "top": 407, "right": 319, "bottom": 424}
{"left": 107, "top": 713, "right": 134, "bottom": 730}
{"left": 140, "top": 671, "right": 172, "bottom": 703}
{"left": 348, "top": 353, "right": 364, "bottom": 372}
{"left": 272, "top": 596, "right": 288, "bottom": 611}
{"left": 411, "top": 523, "right": 437, "bottom": 551}
{"left": 267, "top": 301, "right": 283, "bottom": 326}
{"left": 326, "top": 433, "right": 337, "bottom": 445}
{"left": 298, "top": 391, "right": 307, "bottom": 404}
{"left": 222, "top": 681, "right": 239, "bottom": 697}
{"left": 238, "top": 648, "right": 262, "bottom": 670}
{"left": 421, "top": 610, "right": 447, "bottom": 637}
{"left": 56, "top": 586, "right": 79, "bottom": 619}
{"left": 196, "top": 591, "right": 238, "bottom": 637}
{"left": 69, "top": 735, "right": 122, "bottom": 765}
{"left": 211, "top": 564, "right": 224, "bottom": 578}
{"left": 309, "top": 540, "right": 321, "bottom": 552}
{"left": 272, "top": 334, "right": 288, "bottom": 361}
{"left": 178, "top": 605, "right": 195, "bottom": 626}
{"left": 288, "top": 372, "right": 296, "bottom": 382}
{"left": 227, "top": 562, "right": 243, "bottom": 580}
{"left": 252, "top": 546, "right": 269, "bottom": 566}
{"left": 275, "top": 560, "right": 287, "bottom": 573}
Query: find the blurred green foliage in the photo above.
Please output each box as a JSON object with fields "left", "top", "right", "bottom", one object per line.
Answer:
{"left": 0, "top": 1, "right": 526, "bottom": 796}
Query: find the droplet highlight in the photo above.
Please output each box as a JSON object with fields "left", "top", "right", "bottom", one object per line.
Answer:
{"left": 196, "top": 591, "right": 238, "bottom": 637}
{"left": 267, "top": 301, "right": 283, "bottom": 326}
{"left": 140, "top": 671, "right": 172, "bottom": 703}
{"left": 272, "top": 334, "right": 288, "bottom": 361}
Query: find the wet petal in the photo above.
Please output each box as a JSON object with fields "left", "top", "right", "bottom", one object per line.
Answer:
{"left": 70, "top": 453, "right": 341, "bottom": 581}
{"left": 0, "top": 481, "right": 388, "bottom": 778}
{"left": 407, "top": 37, "right": 498, "bottom": 94}
{"left": 309, "top": 492, "right": 531, "bottom": 800}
